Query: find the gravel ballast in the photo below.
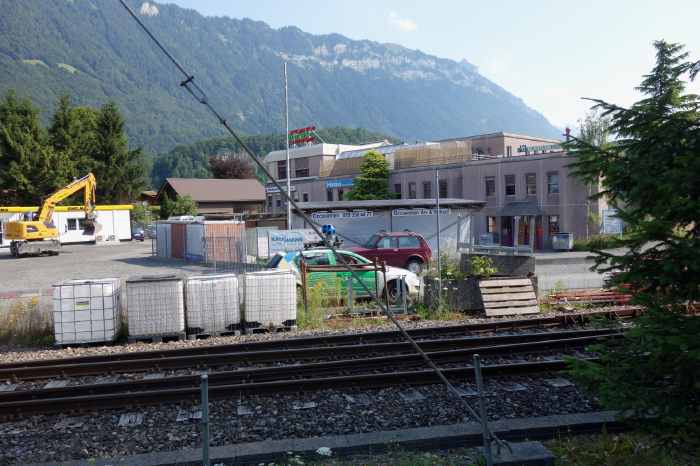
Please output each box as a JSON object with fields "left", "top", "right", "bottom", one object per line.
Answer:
{"left": 0, "top": 374, "right": 597, "bottom": 465}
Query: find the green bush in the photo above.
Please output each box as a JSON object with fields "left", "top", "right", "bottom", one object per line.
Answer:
{"left": 469, "top": 255, "right": 497, "bottom": 278}
{"left": 572, "top": 234, "right": 625, "bottom": 251}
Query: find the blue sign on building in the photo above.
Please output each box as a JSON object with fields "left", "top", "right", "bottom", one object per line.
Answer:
{"left": 325, "top": 178, "right": 354, "bottom": 189}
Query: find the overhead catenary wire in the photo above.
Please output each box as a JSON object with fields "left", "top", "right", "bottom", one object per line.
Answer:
{"left": 117, "top": 0, "right": 507, "bottom": 451}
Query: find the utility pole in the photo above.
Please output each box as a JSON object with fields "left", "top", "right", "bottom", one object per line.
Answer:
{"left": 284, "top": 62, "right": 291, "bottom": 230}
{"left": 435, "top": 168, "right": 441, "bottom": 299}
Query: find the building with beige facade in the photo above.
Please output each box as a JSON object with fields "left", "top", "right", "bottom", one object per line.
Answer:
{"left": 264, "top": 132, "right": 613, "bottom": 251}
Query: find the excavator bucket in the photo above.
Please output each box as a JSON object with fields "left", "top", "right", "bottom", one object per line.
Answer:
{"left": 84, "top": 212, "right": 97, "bottom": 235}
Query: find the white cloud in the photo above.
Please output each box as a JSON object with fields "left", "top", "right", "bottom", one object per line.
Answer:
{"left": 388, "top": 11, "right": 417, "bottom": 32}
{"left": 140, "top": 2, "right": 159, "bottom": 17}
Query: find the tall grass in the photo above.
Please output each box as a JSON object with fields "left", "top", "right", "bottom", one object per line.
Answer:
{"left": 0, "top": 298, "right": 53, "bottom": 345}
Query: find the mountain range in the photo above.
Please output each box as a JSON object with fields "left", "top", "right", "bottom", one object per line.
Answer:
{"left": 0, "top": 0, "right": 561, "bottom": 154}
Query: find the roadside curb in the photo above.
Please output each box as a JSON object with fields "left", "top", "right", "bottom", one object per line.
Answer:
{"left": 24, "top": 411, "right": 623, "bottom": 466}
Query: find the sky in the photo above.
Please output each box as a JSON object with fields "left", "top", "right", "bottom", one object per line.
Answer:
{"left": 165, "top": 0, "right": 700, "bottom": 129}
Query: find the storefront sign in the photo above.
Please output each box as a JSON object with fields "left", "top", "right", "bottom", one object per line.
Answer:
{"left": 516, "top": 143, "right": 562, "bottom": 155}
{"left": 392, "top": 208, "right": 451, "bottom": 216}
{"left": 265, "top": 185, "right": 297, "bottom": 194}
{"left": 325, "top": 178, "right": 354, "bottom": 189}
{"left": 267, "top": 230, "right": 305, "bottom": 255}
{"left": 602, "top": 208, "right": 623, "bottom": 234}
{"left": 310, "top": 210, "right": 374, "bottom": 220}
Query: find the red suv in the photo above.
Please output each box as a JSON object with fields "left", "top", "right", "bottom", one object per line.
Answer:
{"left": 351, "top": 231, "right": 432, "bottom": 274}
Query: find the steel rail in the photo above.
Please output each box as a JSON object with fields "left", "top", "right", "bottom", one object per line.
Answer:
{"left": 0, "top": 358, "right": 594, "bottom": 419}
{"left": 0, "top": 335, "right": 613, "bottom": 418}
{"left": 0, "top": 308, "right": 639, "bottom": 377}
{"left": 0, "top": 328, "right": 620, "bottom": 381}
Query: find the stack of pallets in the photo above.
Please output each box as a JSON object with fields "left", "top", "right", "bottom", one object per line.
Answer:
{"left": 479, "top": 278, "right": 539, "bottom": 317}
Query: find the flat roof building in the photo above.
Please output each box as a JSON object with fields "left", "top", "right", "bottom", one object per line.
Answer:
{"left": 265, "top": 132, "right": 613, "bottom": 251}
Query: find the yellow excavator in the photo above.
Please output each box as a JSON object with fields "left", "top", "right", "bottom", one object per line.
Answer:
{"left": 5, "top": 173, "right": 98, "bottom": 257}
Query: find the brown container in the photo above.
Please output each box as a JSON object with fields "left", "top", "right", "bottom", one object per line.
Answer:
{"left": 171, "top": 223, "right": 187, "bottom": 259}
{"left": 204, "top": 222, "right": 245, "bottom": 263}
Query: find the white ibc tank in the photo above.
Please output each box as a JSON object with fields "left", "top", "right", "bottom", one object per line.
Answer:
{"left": 52, "top": 278, "right": 121, "bottom": 345}
{"left": 126, "top": 275, "right": 185, "bottom": 337}
{"left": 185, "top": 274, "right": 240, "bottom": 334}
{"left": 244, "top": 269, "right": 296, "bottom": 327}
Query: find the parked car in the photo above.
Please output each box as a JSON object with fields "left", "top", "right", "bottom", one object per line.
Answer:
{"left": 131, "top": 225, "right": 145, "bottom": 241}
{"left": 350, "top": 231, "right": 432, "bottom": 274}
{"left": 267, "top": 248, "right": 420, "bottom": 304}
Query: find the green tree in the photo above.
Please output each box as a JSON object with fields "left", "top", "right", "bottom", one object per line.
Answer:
{"left": 0, "top": 92, "right": 74, "bottom": 204}
{"left": 48, "top": 95, "right": 99, "bottom": 174}
{"left": 565, "top": 41, "right": 700, "bottom": 438}
{"left": 90, "top": 102, "right": 147, "bottom": 203}
{"left": 578, "top": 109, "right": 612, "bottom": 147}
{"left": 345, "top": 150, "right": 394, "bottom": 200}
{"left": 160, "top": 194, "right": 197, "bottom": 219}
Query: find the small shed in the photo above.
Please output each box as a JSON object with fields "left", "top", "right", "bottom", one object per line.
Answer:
{"left": 155, "top": 218, "right": 247, "bottom": 264}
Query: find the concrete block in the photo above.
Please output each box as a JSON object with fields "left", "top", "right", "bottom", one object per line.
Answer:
{"left": 461, "top": 254, "right": 535, "bottom": 277}
{"left": 479, "top": 441, "right": 555, "bottom": 466}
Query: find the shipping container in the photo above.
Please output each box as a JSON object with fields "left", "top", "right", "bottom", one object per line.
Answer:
{"left": 171, "top": 223, "right": 187, "bottom": 259}
{"left": 185, "top": 222, "right": 205, "bottom": 261}
{"left": 126, "top": 275, "right": 185, "bottom": 337}
{"left": 155, "top": 223, "right": 171, "bottom": 258}
{"left": 244, "top": 270, "right": 296, "bottom": 328}
{"left": 185, "top": 274, "right": 240, "bottom": 335}
{"left": 52, "top": 278, "right": 121, "bottom": 345}
{"left": 204, "top": 221, "right": 246, "bottom": 263}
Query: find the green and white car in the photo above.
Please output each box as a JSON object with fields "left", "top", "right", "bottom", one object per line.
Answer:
{"left": 266, "top": 248, "right": 421, "bottom": 304}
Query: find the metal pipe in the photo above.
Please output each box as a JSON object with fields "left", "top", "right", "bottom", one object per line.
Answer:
{"left": 201, "top": 374, "right": 210, "bottom": 466}
{"left": 284, "top": 62, "right": 291, "bottom": 230}
{"left": 474, "top": 354, "right": 493, "bottom": 466}
{"left": 401, "top": 275, "right": 408, "bottom": 314}
{"left": 435, "top": 169, "right": 441, "bottom": 301}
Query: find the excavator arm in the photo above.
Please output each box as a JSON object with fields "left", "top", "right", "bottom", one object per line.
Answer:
{"left": 37, "top": 173, "right": 97, "bottom": 227}
{"left": 4, "top": 173, "right": 98, "bottom": 256}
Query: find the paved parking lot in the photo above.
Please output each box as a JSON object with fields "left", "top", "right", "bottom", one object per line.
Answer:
{"left": 0, "top": 241, "right": 211, "bottom": 294}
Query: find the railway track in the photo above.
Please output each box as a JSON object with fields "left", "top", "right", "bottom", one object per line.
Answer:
{"left": 0, "top": 331, "right": 617, "bottom": 419}
{"left": 0, "top": 328, "right": 618, "bottom": 381}
{"left": 0, "top": 308, "right": 638, "bottom": 381}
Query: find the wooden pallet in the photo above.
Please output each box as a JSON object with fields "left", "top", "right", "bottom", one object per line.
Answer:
{"left": 479, "top": 278, "right": 539, "bottom": 317}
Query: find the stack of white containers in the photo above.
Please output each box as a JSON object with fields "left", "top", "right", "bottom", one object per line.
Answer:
{"left": 244, "top": 269, "right": 296, "bottom": 328}
{"left": 52, "top": 278, "right": 121, "bottom": 345}
{"left": 185, "top": 274, "right": 240, "bottom": 335}
{"left": 126, "top": 275, "right": 185, "bottom": 337}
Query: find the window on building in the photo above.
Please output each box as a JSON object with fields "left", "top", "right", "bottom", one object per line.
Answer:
{"left": 485, "top": 176, "right": 496, "bottom": 197}
{"left": 337, "top": 188, "right": 344, "bottom": 201}
{"left": 275, "top": 197, "right": 281, "bottom": 208}
{"left": 67, "top": 218, "right": 78, "bottom": 231}
{"left": 277, "top": 160, "right": 287, "bottom": 179}
{"left": 326, "top": 189, "right": 333, "bottom": 201}
{"left": 506, "top": 146, "right": 512, "bottom": 157}
{"left": 548, "top": 215, "right": 560, "bottom": 235}
{"left": 547, "top": 172, "right": 560, "bottom": 194}
{"left": 267, "top": 196, "right": 273, "bottom": 209}
{"left": 486, "top": 216, "right": 497, "bottom": 233}
{"left": 292, "top": 191, "right": 299, "bottom": 202}
{"left": 408, "top": 182, "right": 417, "bottom": 199}
{"left": 505, "top": 174, "right": 516, "bottom": 196}
{"left": 394, "top": 183, "right": 402, "bottom": 199}
{"left": 439, "top": 179, "right": 448, "bottom": 198}
{"left": 294, "top": 158, "right": 309, "bottom": 178}
{"left": 422, "top": 181, "right": 432, "bottom": 199}
{"left": 302, "top": 193, "right": 309, "bottom": 202}
{"left": 526, "top": 173, "right": 537, "bottom": 196}
{"left": 398, "top": 236, "right": 421, "bottom": 249}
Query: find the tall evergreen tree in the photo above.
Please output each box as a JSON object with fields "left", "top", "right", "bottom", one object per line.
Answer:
{"left": 565, "top": 41, "right": 700, "bottom": 437}
{"left": 90, "top": 102, "right": 146, "bottom": 203}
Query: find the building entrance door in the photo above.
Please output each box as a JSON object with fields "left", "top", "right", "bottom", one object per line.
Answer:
{"left": 501, "top": 216, "right": 513, "bottom": 246}
{"left": 535, "top": 216, "right": 544, "bottom": 250}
